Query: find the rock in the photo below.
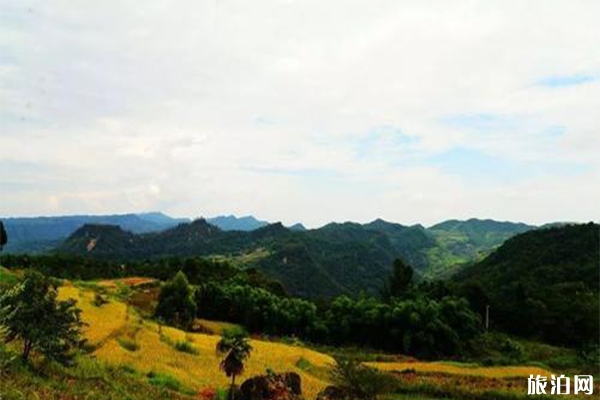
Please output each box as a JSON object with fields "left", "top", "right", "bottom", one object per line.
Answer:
{"left": 239, "top": 372, "right": 302, "bottom": 400}
{"left": 282, "top": 372, "right": 301, "bottom": 394}
{"left": 240, "top": 377, "right": 270, "bottom": 400}
{"left": 315, "top": 386, "right": 350, "bottom": 400}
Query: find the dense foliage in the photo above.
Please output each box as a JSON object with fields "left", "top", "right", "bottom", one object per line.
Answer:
{"left": 155, "top": 271, "right": 197, "bottom": 329}
{"left": 380, "top": 258, "right": 414, "bottom": 299}
{"left": 196, "top": 282, "right": 322, "bottom": 339}
{"left": 196, "top": 279, "right": 482, "bottom": 358}
{"left": 0, "top": 270, "right": 85, "bottom": 364}
{"left": 455, "top": 223, "right": 599, "bottom": 348}
{"left": 0, "top": 253, "right": 283, "bottom": 294}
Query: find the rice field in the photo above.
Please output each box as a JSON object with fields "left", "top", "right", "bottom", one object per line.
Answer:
{"left": 58, "top": 284, "right": 128, "bottom": 345}
{"left": 97, "top": 277, "right": 157, "bottom": 288}
{"left": 366, "top": 360, "right": 554, "bottom": 378}
{"left": 57, "top": 282, "right": 570, "bottom": 399}
{"left": 58, "top": 285, "right": 333, "bottom": 397}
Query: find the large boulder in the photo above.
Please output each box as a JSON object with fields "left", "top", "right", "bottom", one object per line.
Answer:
{"left": 315, "top": 386, "right": 351, "bottom": 400}
{"left": 240, "top": 372, "right": 302, "bottom": 400}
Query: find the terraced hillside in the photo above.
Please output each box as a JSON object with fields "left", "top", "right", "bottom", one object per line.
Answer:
{"left": 57, "top": 283, "right": 334, "bottom": 397}
{"left": 3, "top": 267, "right": 593, "bottom": 399}
{"left": 53, "top": 279, "right": 559, "bottom": 398}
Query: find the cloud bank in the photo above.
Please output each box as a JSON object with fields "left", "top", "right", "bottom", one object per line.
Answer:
{"left": 1, "top": 0, "right": 598, "bottom": 227}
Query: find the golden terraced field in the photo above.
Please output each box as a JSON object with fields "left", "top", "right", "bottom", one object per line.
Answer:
{"left": 58, "top": 283, "right": 556, "bottom": 398}
{"left": 367, "top": 361, "right": 554, "bottom": 379}
{"left": 58, "top": 285, "right": 333, "bottom": 397}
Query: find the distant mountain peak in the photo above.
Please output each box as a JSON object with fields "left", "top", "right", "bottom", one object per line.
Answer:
{"left": 207, "top": 215, "right": 269, "bottom": 231}
{"left": 289, "top": 222, "right": 307, "bottom": 231}
{"left": 251, "top": 222, "right": 290, "bottom": 238}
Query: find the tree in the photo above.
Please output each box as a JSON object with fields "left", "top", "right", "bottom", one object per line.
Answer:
{"left": 382, "top": 258, "right": 413, "bottom": 299}
{"left": 154, "top": 271, "right": 197, "bottom": 329}
{"left": 0, "top": 221, "right": 7, "bottom": 251}
{"left": 0, "top": 270, "right": 85, "bottom": 364}
{"left": 216, "top": 329, "right": 253, "bottom": 399}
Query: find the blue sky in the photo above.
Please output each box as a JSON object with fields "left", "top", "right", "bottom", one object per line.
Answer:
{"left": 0, "top": 0, "right": 598, "bottom": 227}
{"left": 537, "top": 74, "right": 596, "bottom": 88}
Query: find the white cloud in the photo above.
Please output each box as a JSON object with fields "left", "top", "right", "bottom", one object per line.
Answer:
{"left": 0, "top": 0, "right": 598, "bottom": 226}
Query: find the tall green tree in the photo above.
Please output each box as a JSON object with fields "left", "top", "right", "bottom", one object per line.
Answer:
{"left": 0, "top": 221, "right": 7, "bottom": 251}
{"left": 0, "top": 270, "right": 85, "bottom": 364}
{"left": 154, "top": 271, "right": 197, "bottom": 329}
{"left": 216, "top": 329, "right": 253, "bottom": 400}
{"left": 382, "top": 258, "right": 414, "bottom": 299}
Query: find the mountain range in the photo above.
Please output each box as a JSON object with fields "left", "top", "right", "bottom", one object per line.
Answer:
{"left": 0, "top": 213, "right": 310, "bottom": 253}
{"left": 35, "top": 214, "right": 541, "bottom": 298}
{"left": 0, "top": 212, "right": 188, "bottom": 253}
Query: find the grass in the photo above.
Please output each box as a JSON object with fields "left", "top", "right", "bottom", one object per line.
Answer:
{"left": 0, "top": 266, "right": 20, "bottom": 288}
{"left": 193, "top": 318, "right": 244, "bottom": 335}
{"left": 0, "top": 345, "right": 194, "bottom": 400}
{"left": 147, "top": 371, "right": 196, "bottom": 395}
{"left": 57, "top": 284, "right": 128, "bottom": 345}
{"left": 209, "top": 247, "right": 271, "bottom": 268}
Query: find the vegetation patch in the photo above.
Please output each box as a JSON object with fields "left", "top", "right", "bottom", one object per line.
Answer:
{"left": 173, "top": 339, "right": 199, "bottom": 355}
{"left": 117, "top": 336, "right": 140, "bottom": 352}
{"left": 147, "top": 371, "right": 195, "bottom": 395}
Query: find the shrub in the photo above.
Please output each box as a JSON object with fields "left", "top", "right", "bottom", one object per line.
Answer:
{"left": 93, "top": 293, "right": 109, "bottom": 307}
{"left": 117, "top": 337, "right": 139, "bottom": 352}
{"left": 469, "top": 332, "right": 524, "bottom": 365}
{"left": 174, "top": 340, "right": 199, "bottom": 355}
{"left": 329, "top": 357, "right": 398, "bottom": 400}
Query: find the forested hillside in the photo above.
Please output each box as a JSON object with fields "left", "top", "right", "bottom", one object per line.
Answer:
{"left": 51, "top": 217, "right": 539, "bottom": 298}
{"left": 424, "top": 219, "right": 536, "bottom": 278}
{"left": 455, "top": 223, "right": 599, "bottom": 347}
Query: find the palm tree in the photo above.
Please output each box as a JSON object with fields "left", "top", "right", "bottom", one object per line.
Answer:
{"left": 216, "top": 329, "right": 252, "bottom": 400}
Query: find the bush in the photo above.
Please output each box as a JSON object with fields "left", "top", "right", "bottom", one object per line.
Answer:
{"left": 93, "top": 293, "right": 109, "bottom": 307}
{"left": 329, "top": 357, "right": 398, "bottom": 400}
{"left": 117, "top": 337, "right": 139, "bottom": 352}
{"left": 174, "top": 339, "right": 199, "bottom": 355}
{"left": 469, "top": 332, "right": 524, "bottom": 365}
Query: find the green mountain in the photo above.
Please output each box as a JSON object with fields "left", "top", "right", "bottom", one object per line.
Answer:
{"left": 56, "top": 219, "right": 433, "bottom": 298}
{"left": 24, "top": 215, "right": 538, "bottom": 298}
{"left": 206, "top": 215, "right": 269, "bottom": 231}
{"left": 0, "top": 212, "right": 189, "bottom": 253}
{"left": 455, "top": 223, "right": 599, "bottom": 347}
{"left": 424, "top": 218, "right": 536, "bottom": 278}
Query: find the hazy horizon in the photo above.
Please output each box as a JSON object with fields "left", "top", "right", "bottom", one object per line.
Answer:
{"left": 1, "top": 209, "right": 595, "bottom": 231}
{"left": 1, "top": 1, "right": 599, "bottom": 227}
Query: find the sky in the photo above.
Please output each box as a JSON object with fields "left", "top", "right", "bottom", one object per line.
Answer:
{"left": 0, "top": 0, "right": 599, "bottom": 228}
